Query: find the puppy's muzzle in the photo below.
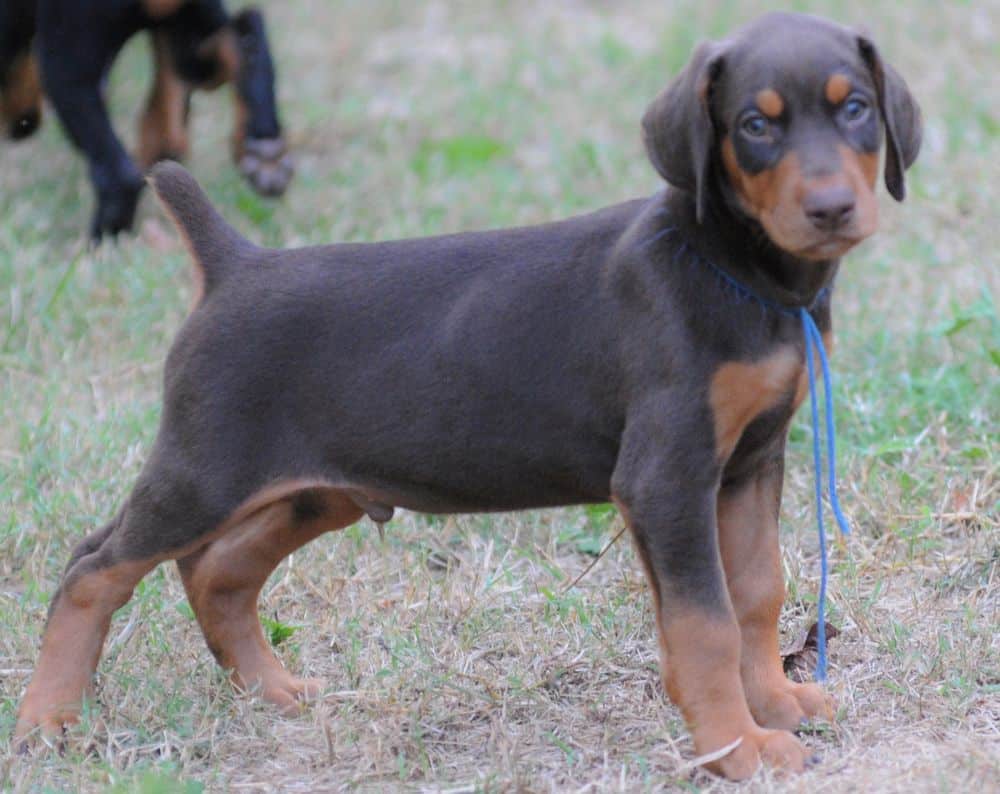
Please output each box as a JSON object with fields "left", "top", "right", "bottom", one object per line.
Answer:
{"left": 803, "top": 185, "right": 856, "bottom": 233}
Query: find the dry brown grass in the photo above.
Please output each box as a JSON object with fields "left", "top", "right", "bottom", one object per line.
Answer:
{"left": 1, "top": 1, "right": 997, "bottom": 791}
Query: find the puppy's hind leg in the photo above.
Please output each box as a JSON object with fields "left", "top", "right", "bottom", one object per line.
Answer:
{"left": 177, "top": 485, "right": 363, "bottom": 713}
{"left": 14, "top": 465, "right": 223, "bottom": 747}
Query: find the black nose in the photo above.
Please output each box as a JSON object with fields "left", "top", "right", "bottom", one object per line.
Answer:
{"left": 10, "top": 109, "right": 40, "bottom": 140}
{"left": 803, "top": 186, "right": 855, "bottom": 231}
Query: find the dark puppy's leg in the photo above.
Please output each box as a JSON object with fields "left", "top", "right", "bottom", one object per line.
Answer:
{"left": 161, "top": 3, "right": 292, "bottom": 196}
{"left": 717, "top": 457, "right": 834, "bottom": 731}
{"left": 136, "top": 31, "right": 192, "bottom": 168}
{"left": 227, "top": 7, "right": 293, "bottom": 196}
{"left": 177, "top": 487, "right": 363, "bottom": 712}
{"left": 41, "top": 73, "right": 144, "bottom": 240}
{"left": 0, "top": 51, "right": 42, "bottom": 139}
{"left": 612, "top": 413, "right": 808, "bottom": 780}
{"left": 0, "top": 0, "right": 41, "bottom": 139}
{"left": 142, "top": 0, "right": 230, "bottom": 176}
{"left": 35, "top": 8, "right": 144, "bottom": 240}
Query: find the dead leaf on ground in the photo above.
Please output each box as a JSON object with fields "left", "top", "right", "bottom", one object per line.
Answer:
{"left": 782, "top": 621, "right": 840, "bottom": 682}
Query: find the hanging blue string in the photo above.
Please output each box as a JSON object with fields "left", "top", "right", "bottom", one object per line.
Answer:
{"left": 640, "top": 223, "right": 851, "bottom": 681}
{"left": 800, "top": 309, "right": 851, "bottom": 682}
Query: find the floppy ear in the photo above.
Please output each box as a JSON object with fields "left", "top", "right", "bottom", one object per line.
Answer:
{"left": 641, "top": 41, "right": 726, "bottom": 222}
{"left": 857, "top": 36, "right": 922, "bottom": 202}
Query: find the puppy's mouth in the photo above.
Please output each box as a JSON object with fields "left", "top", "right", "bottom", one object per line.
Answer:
{"left": 750, "top": 169, "right": 880, "bottom": 262}
{"left": 792, "top": 232, "right": 868, "bottom": 261}
{"left": 760, "top": 213, "right": 874, "bottom": 262}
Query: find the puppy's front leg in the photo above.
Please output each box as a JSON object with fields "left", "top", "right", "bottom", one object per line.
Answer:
{"left": 718, "top": 455, "right": 834, "bottom": 732}
{"left": 612, "top": 417, "right": 808, "bottom": 780}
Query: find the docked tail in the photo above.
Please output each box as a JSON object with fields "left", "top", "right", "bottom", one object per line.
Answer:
{"left": 147, "top": 162, "right": 255, "bottom": 295}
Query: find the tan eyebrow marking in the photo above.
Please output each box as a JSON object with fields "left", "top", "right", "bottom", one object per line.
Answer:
{"left": 755, "top": 89, "right": 784, "bottom": 118}
{"left": 825, "top": 73, "right": 851, "bottom": 105}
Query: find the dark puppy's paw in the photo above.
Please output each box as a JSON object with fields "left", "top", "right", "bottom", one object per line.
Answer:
{"left": 9, "top": 107, "right": 41, "bottom": 140}
{"left": 238, "top": 136, "right": 294, "bottom": 197}
{"left": 90, "top": 177, "right": 145, "bottom": 242}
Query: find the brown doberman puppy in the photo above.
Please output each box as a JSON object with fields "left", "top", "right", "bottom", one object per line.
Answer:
{"left": 14, "top": 12, "right": 920, "bottom": 780}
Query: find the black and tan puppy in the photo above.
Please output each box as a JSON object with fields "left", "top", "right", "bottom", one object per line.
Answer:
{"left": 14, "top": 13, "right": 920, "bottom": 780}
{"left": 0, "top": 0, "right": 292, "bottom": 240}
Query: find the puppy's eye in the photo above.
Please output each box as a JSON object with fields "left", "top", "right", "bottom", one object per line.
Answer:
{"left": 842, "top": 97, "right": 870, "bottom": 123}
{"left": 741, "top": 114, "right": 769, "bottom": 139}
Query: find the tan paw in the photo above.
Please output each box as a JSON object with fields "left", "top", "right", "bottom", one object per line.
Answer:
{"left": 13, "top": 698, "right": 83, "bottom": 753}
{"left": 704, "top": 727, "right": 809, "bottom": 780}
{"left": 749, "top": 679, "right": 835, "bottom": 731}
{"left": 259, "top": 673, "right": 325, "bottom": 715}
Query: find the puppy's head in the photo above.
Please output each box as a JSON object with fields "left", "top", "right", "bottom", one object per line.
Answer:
{"left": 0, "top": 51, "right": 42, "bottom": 140}
{"left": 643, "top": 12, "right": 922, "bottom": 261}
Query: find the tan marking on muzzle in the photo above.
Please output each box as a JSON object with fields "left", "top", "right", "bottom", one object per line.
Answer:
{"left": 835, "top": 143, "right": 879, "bottom": 236}
{"left": 721, "top": 136, "right": 800, "bottom": 220}
{"left": 722, "top": 133, "right": 881, "bottom": 259}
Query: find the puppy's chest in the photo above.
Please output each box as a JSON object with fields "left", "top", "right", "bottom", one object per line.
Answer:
{"left": 708, "top": 345, "right": 809, "bottom": 461}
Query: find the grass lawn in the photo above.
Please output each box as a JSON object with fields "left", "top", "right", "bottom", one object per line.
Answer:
{"left": 1, "top": 0, "right": 997, "bottom": 791}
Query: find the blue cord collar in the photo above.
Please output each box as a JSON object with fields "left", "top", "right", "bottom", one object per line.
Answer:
{"left": 644, "top": 224, "right": 851, "bottom": 681}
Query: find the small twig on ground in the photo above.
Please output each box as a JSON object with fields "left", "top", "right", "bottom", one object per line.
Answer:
{"left": 679, "top": 737, "right": 744, "bottom": 773}
{"left": 562, "top": 525, "right": 628, "bottom": 592}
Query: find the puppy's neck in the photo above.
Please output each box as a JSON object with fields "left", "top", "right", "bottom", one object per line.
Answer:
{"left": 681, "top": 188, "right": 841, "bottom": 311}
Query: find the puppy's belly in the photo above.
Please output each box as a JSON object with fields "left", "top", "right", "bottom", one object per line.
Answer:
{"left": 332, "top": 440, "right": 618, "bottom": 515}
